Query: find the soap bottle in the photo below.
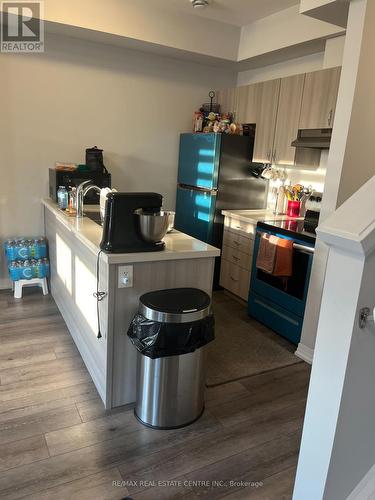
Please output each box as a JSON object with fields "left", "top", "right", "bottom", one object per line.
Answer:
{"left": 68, "top": 187, "right": 77, "bottom": 215}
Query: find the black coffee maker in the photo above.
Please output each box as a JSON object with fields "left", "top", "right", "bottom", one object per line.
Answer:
{"left": 100, "top": 192, "right": 165, "bottom": 253}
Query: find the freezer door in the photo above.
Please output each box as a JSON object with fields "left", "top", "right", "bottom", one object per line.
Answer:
{"left": 174, "top": 186, "right": 217, "bottom": 244}
{"left": 216, "top": 133, "right": 268, "bottom": 212}
{"left": 178, "top": 133, "right": 221, "bottom": 190}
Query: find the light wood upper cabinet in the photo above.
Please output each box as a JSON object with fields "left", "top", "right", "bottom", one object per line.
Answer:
{"left": 273, "top": 73, "right": 305, "bottom": 165}
{"left": 299, "top": 67, "right": 341, "bottom": 129}
{"left": 216, "top": 87, "right": 239, "bottom": 116}
{"left": 216, "top": 65, "right": 341, "bottom": 167}
{"left": 236, "top": 84, "right": 257, "bottom": 124}
{"left": 252, "top": 79, "right": 281, "bottom": 163}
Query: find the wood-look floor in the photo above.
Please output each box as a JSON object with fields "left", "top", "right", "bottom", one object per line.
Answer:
{"left": 0, "top": 288, "right": 310, "bottom": 500}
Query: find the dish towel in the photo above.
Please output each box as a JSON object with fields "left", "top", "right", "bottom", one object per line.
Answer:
{"left": 256, "top": 234, "right": 294, "bottom": 277}
{"left": 256, "top": 233, "right": 278, "bottom": 274}
{"left": 273, "top": 238, "right": 293, "bottom": 277}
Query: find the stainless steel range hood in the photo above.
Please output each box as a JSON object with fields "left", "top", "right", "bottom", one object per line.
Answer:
{"left": 291, "top": 128, "right": 332, "bottom": 149}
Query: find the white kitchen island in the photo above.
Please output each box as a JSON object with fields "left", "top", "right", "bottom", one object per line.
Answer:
{"left": 43, "top": 199, "right": 219, "bottom": 409}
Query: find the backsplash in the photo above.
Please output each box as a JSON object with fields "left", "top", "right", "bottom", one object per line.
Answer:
{"left": 266, "top": 151, "right": 328, "bottom": 211}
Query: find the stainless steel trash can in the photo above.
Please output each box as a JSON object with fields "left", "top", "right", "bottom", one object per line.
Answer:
{"left": 129, "top": 288, "right": 214, "bottom": 429}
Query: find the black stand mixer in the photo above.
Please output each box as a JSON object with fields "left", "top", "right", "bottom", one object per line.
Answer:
{"left": 100, "top": 192, "right": 167, "bottom": 253}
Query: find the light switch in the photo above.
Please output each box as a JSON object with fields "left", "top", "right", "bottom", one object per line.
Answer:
{"left": 118, "top": 265, "right": 133, "bottom": 288}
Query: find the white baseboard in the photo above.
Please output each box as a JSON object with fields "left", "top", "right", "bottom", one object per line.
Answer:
{"left": 295, "top": 342, "right": 314, "bottom": 364}
{"left": 347, "top": 464, "right": 375, "bottom": 500}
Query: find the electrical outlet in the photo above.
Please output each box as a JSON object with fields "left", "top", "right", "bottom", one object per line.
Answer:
{"left": 118, "top": 265, "right": 133, "bottom": 288}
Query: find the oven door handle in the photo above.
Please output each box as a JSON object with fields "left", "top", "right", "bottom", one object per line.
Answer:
{"left": 256, "top": 231, "right": 315, "bottom": 254}
{"left": 293, "top": 243, "right": 315, "bottom": 254}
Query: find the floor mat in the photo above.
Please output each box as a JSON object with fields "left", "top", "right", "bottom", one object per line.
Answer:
{"left": 206, "top": 292, "right": 302, "bottom": 386}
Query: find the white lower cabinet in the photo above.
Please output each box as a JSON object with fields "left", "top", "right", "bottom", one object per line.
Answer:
{"left": 220, "top": 217, "right": 255, "bottom": 301}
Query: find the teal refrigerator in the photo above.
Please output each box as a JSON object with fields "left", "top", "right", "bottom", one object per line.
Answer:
{"left": 175, "top": 130, "right": 268, "bottom": 288}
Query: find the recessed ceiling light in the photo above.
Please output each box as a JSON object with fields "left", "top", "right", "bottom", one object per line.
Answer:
{"left": 190, "top": 0, "right": 209, "bottom": 8}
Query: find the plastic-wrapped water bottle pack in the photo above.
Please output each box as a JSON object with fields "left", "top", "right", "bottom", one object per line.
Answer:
{"left": 4, "top": 238, "right": 50, "bottom": 281}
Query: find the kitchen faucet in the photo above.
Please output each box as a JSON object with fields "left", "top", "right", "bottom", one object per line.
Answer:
{"left": 76, "top": 180, "right": 101, "bottom": 218}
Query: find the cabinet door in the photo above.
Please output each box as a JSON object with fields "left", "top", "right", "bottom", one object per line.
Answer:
{"left": 236, "top": 84, "right": 257, "bottom": 124}
{"left": 252, "top": 79, "right": 281, "bottom": 163}
{"left": 299, "top": 67, "right": 341, "bottom": 129}
{"left": 216, "top": 87, "right": 239, "bottom": 116}
{"left": 219, "top": 258, "right": 250, "bottom": 301}
{"left": 273, "top": 74, "right": 305, "bottom": 165}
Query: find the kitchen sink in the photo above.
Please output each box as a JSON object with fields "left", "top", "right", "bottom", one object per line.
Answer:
{"left": 85, "top": 211, "right": 103, "bottom": 226}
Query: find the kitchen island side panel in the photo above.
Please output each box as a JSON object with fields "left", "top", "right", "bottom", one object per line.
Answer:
{"left": 44, "top": 208, "right": 110, "bottom": 405}
{"left": 111, "top": 257, "right": 215, "bottom": 407}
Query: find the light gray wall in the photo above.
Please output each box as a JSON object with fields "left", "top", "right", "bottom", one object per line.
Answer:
{"left": 0, "top": 33, "right": 236, "bottom": 287}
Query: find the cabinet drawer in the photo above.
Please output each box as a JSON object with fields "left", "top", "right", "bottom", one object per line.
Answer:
{"left": 223, "top": 230, "right": 254, "bottom": 255}
{"left": 220, "top": 259, "right": 251, "bottom": 301}
{"left": 224, "top": 217, "right": 256, "bottom": 240}
{"left": 222, "top": 245, "right": 252, "bottom": 271}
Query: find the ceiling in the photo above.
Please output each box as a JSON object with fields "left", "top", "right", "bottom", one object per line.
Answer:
{"left": 151, "top": 0, "right": 299, "bottom": 27}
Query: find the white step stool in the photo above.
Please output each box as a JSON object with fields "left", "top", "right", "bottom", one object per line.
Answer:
{"left": 13, "top": 278, "right": 49, "bottom": 299}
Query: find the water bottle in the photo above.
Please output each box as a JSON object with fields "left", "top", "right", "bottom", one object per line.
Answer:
{"left": 20, "top": 260, "right": 33, "bottom": 280}
{"left": 36, "top": 258, "right": 44, "bottom": 278}
{"left": 4, "top": 240, "right": 16, "bottom": 261}
{"left": 42, "top": 258, "right": 50, "bottom": 278}
{"left": 57, "top": 186, "right": 68, "bottom": 210}
{"left": 8, "top": 261, "right": 19, "bottom": 281}
{"left": 30, "top": 259, "right": 38, "bottom": 278}
{"left": 16, "top": 240, "right": 28, "bottom": 260}
{"left": 38, "top": 238, "right": 47, "bottom": 259}
{"left": 29, "top": 239, "right": 36, "bottom": 258}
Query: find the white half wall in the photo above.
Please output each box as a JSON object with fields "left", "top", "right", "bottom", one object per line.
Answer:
{"left": 294, "top": 174, "right": 375, "bottom": 499}
{"left": 298, "top": 0, "right": 370, "bottom": 355}
{"left": 0, "top": 33, "right": 236, "bottom": 287}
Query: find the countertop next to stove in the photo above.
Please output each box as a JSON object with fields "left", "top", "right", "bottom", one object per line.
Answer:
{"left": 222, "top": 209, "right": 303, "bottom": 225}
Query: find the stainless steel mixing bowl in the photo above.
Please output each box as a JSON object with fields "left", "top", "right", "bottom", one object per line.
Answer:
{"left": 134, "top": 209, "right": 170, "bottom": 243}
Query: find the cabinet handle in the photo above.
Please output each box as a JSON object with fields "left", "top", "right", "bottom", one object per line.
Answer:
{"left": 233, "top": 241, "right": 240, "bottom": 246}
{"left": 328, "top": 109, "right": 333, "bottom": 127}
{"left": 266, "top": 150, "right": 271, "bottom": 161}
{"left": 272, "top": 149, "right": 277, "bottom": 163}
{"left": 235, "top": 225, "right": 242, "bottom": 229}
{"left": 230, "top": 276, "right": 239, "bottom": 282}
{"left": 232, "top": 256, "right": 240, "bottom": 261}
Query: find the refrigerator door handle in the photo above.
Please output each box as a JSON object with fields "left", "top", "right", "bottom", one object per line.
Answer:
{"left": 178, "top": 184, "right": 218, "bottom": 195}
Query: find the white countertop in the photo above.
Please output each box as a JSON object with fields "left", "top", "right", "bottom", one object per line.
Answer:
{"left": 43, "top": 199, "right": 220, "bottom": 264}
{"left": 222, "top": 209, "right": 304, "bottom": 224}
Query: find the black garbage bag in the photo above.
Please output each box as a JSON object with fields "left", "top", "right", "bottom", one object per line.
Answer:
{"left": 127, "top": 313, "right": 215, "bottom": 359}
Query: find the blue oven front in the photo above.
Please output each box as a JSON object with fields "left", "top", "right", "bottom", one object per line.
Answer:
{"left": 248, "top": 225, "right": 315, "bottom": 345}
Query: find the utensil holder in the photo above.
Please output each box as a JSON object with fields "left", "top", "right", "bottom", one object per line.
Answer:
{"left": 287, "top": 200, "right": 301, "bottom": 218}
